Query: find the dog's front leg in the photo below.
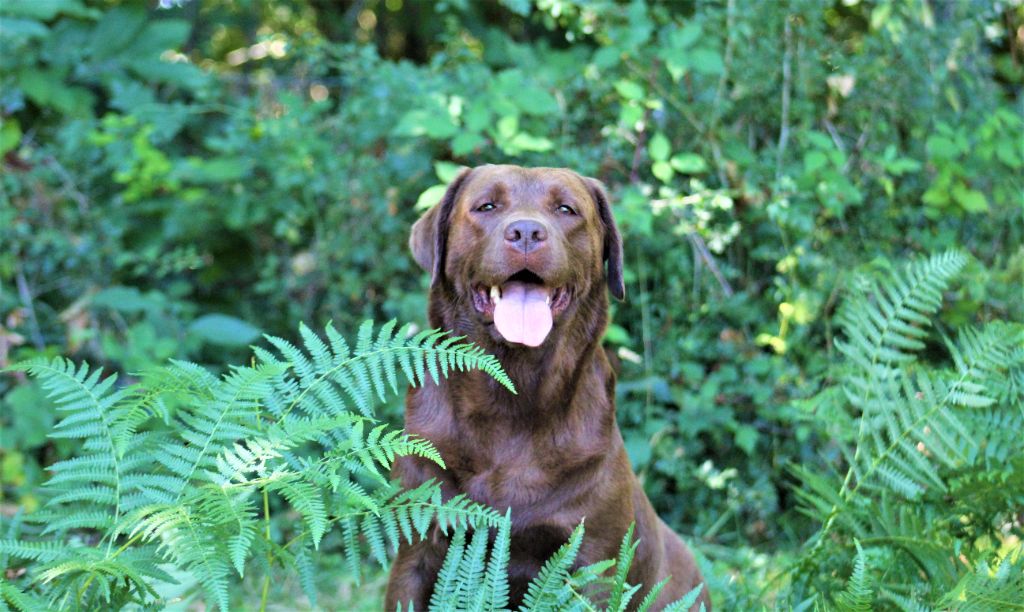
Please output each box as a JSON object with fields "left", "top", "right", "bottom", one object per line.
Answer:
{"left": 384, "top": 530, "right": 449, "bottom": 611}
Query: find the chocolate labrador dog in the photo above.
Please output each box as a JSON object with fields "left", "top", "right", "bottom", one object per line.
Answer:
{"left": 385, "top": 165, "right": 708, "bottom": 610}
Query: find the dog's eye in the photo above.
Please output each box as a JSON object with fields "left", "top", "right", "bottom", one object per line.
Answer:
{"left": 476, "top": 202, "right": 496, "bottom": 212}
{"left": 556, "top": 204, "right": 576, "bottom": 215}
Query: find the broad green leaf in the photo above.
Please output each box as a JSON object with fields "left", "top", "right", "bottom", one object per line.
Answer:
{"left": 497, "top": 115, "right": 518, "bottom": 139}
{"left": 509, "top": 133, "right": 553, "bottom": 152}
{"left": 415, "top": 185, "right": 448, "bottom": 211}
{"left": 0, "top": 18, "right": 48, "bottom": 40}
{"left": 690, "top": 48, "right": 724, "bottom": 75}
{"left": 0, "top": 119, "right": 21, "bottom": 156}
{"left": 672, "top": 23, "right": 702, "bottom": 49}
{"left": 434, "top": 161, "right": 465, "bottom": 183}
{"left": 952, "top": 184, "right": 989, "bottom": 213}
{"left": 649, "top": 132, "right": 671, "bottom": 162}
{"left": 89, "top": 6, "right": 146, "bottom": 60}
{"left": 614, "top": 80, "right": 645, "bottom": 101}
{"left": 804, "top": 150, "right": 829, "bottom": 174}
{"left": 0, "top": 0, "right": 96, "bottom": 19}
{"left": 451, "top": 132, "right": 486, "bottom": 156}
{"left": 181, "top": 157, "right": 252, "bottom": 183}
{"left": 652, "top": 161, "right": 674, "bottom": 183}
{"left": 189, "top": 314, "right": 262, "bottom": 347}
{"left": 926, "top": 135, "right": 959, "bottom": 160}
{"left": 670, "top": 153, "right": 708, "bottom": 174}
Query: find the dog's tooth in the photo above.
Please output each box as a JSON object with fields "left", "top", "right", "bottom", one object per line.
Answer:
{"left": 545, "top": 294, "right": 551, "bottom": 306}
{"left": 490, "top": 286, "right": 500, "bottom": 303}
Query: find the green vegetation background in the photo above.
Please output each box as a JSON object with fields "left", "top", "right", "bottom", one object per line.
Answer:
{"left": 1, "top": 0, "right": 1022, "bottom": 609}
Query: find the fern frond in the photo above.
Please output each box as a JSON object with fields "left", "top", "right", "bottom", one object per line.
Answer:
{"left": 660, "top": 583, "right": 706, "bottom": 612}
{"left": 0, "top": 539, "right": 72, "bottom": 563}
{"left": 5, "top": 358, "right": 137, "bottom": 543}
{"left": 430, "top": 528, "right": 468, "bottom": 611}
{"left": 0, "top": 581, "right": 50, "bottom": 611}
{"left": 484, "top": 510, "right": 513, "bottom": 610}
{"left": 837, "top": 250, "right": 967, "bottom": 371}
{"left": 834, "top": 541, "right": 873, "bottom": 611}
{"left": 262, "top": 320, "right": 515, "bottom": 421}
{"left": 607, "top": 522, "right": 639, "bottom": 612}
{"left": 129, "top": 503, "right": 232, "bottom": 610}
{"left": 458, "top": 527, "right": 491, "bottom": 609}
{"left": 937, "top": 554, "right": 1024, "bottom": 612}
{"left": 519, "top": 521, "right": 585, "bottom": 611}
{"left": 831, "top": 252, "right": 974, "bottom": 502}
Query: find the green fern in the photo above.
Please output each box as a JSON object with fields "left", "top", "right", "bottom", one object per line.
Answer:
{"left": 256, "top": 320, "right": 514, "bottom": 420}
{"left": 2, "top": 320, "right": 512, "bottom": 610}
{"left": 936, "top": 553, "right": 1024, "bottom": 612}
{"left": 428, "top": 518, "right": 706, "bottom": 612}
{"left": 834, "top": 250, "right": 971, "bottom": 502}
{"left": 833, "top": 542, "right": 872, "bottom": 611}
{"left": 793, "top": 252, "right": 1024, "bottom": 608}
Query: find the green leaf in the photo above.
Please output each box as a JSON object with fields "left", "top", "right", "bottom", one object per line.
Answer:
{"left": 614, "top": 80, "right": 646, "bottom": 101}
{"left": 670, "top": 153, "right": 708, "bottom": 174}
{"left": 952, "top": 184, "right": 989, "bottom": 213}
{"left": 804, "top": 150, "right": 829, "bottom": 174}
{"left": 690, "top": 48, "right": 724, "bottom": 75}
{"left": 415, "top": 185, "right": 448, "bottom": 211}
{"left": 189, "top": 314, "right": 262, "bottom": 347}
{"left": 434, "top": 161, "right": 465, "bottom": 183}
{"left": 652, "top": 161, "right": 674, "bottom": 183}
{"left": 0, "top": 0, "right": 96, "bottom": 19}
{"left": 649, "top": 132, "right": 671, "bottom": 162}
{"left": 451, "top": 132, "right": 486, "bottom": 156}
{"left": 18, "top": 68, "right": 95, "bottom": 116}
{"left": 509, "top": 133, "right": 553, "bottom": 152}
{"left": 181, "top": 157, "right": 253, "bottom": 183}
{"left": 926, "top": 135, "right": 960, "bottom": 160}
{"left": 89, "top": 6, "right": 147, "bottom": 60}
{"left": 496, "top": 115, "right": 518, "bottom": 139}
{"left": 735, "top": 425, "right": 759, "bottom": 455}
{"left": 0, "top": 17, "right": 48, "bottom": 40}
{"left": 395, "top": 110, "right": 458, "bottom": 139}
{"left": 0, "top": 118, "right": 21, "bottom": 156}
{"left": 672, "top": 23, "right": 702, "bottom": 49}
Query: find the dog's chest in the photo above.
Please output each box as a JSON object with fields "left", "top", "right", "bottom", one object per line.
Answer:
{"left": 449, "top": 432, "right": 556, "bottom": 510}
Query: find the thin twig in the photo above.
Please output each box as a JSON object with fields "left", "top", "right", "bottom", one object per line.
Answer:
{"left": 823, "top": 118, "right": 846, "bottom": 156}
{"left": 687, "top": 233, "right": 734, "bottom": 297}
{"left": 843, "top": 127, "right": 869, "bottom": 174}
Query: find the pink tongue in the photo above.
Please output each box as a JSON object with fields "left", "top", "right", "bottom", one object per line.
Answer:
{"left": 493, "top": 282, "right": 553, "bottom": 347}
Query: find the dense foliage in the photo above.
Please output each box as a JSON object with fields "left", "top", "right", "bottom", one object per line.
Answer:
{"left": 2, "top": 0, "right": 1021, "bottom": 609}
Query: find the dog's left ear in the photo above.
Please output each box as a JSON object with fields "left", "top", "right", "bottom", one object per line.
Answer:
{"left": 584, "top": 177, "right": 626, "bottom": 301}
{"left": 409, "top": 168, "right": 473, "bottom": 286}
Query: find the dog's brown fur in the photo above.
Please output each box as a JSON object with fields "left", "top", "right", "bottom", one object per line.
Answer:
{"left": 385, "top": 165, "right": 708, "bottom": 610}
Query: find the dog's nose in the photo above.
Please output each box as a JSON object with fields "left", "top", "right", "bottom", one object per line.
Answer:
{"left": 504, "top": 219, "right": 548, "bottom": 254}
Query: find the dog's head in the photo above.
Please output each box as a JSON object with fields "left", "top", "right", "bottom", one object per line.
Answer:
{"left": 410, "top": 165, "right": 624, "bottom": 348}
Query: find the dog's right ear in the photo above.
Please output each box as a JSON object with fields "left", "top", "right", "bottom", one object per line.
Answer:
{"left": 409, "top": 168, "right": 473, "bottom": 286}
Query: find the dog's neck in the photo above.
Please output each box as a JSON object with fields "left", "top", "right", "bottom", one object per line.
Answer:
{"left": 426, "top": 283, "right": 614, "bottom": 423}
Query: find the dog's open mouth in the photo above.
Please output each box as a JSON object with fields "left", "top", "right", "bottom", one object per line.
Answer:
{"left": 472, "top": 270, "right": 571, "bottom": 347}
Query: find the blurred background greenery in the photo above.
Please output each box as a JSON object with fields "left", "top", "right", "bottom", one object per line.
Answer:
{"left": 1, "top": 0, "right": 1021, "bottom": 608}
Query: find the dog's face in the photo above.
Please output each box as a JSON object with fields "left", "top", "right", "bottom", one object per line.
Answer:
{"left": 410, "top": 165, "right": 624, "bottom": 348}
